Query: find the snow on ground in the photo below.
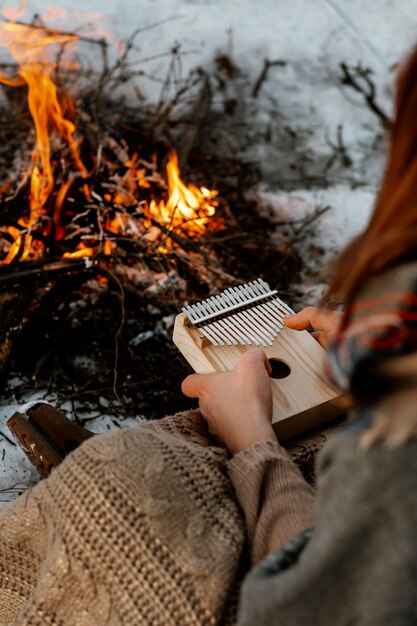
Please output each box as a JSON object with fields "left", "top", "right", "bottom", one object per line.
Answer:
{"left": 258, "top": 185, "right": 376, "bottom": 302}
{"left": 1, "top": 0, "right": 417, "bottom": 501}
{"left": 3, "top": 0, "right": 416, "bottom": 256}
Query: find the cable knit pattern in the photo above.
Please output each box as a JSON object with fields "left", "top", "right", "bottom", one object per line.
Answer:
{"left": 0, "top": 412, "right": 246, "bottom": 626}
{"left": 0, "top": 409, "right": 322, "bottom": 625}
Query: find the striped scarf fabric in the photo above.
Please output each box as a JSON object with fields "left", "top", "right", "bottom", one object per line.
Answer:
{"left": 326, "top": 261, "right": 417, "bottom": 392}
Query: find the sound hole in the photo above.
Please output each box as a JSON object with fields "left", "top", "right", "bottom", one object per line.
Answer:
{"left": 268, "top": 358, "right": 291, "bottom": 379}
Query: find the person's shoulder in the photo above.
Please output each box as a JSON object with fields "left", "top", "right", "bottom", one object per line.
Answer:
{"left": 316, "top": 412, "right": 417, "bottom": 499}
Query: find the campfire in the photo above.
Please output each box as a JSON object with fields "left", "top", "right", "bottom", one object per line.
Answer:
{"left": 0, "top": 5, "right": 306, "bottom": 422}
{"left": 0, "top": 11, "right": 221, "bottom": 267}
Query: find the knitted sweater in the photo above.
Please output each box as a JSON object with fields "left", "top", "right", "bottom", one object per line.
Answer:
{"left": 237, "top": 261, "right": 417, "bottom": 625}
{"left": 0, "top": 411, "right": 314, "bottom": 625}
{"left": 2, "top": 261, "right": 417, "bottom": 625}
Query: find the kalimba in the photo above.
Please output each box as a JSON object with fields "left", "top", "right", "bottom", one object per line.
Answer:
{"left": 173, "top": 278, "right": 348, "bottom": 439}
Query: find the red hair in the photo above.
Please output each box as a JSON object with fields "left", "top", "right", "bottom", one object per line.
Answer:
{"left": 324, "top": 45, "right": 417, "bottom": 306}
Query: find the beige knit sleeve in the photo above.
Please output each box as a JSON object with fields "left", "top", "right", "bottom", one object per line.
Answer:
{"left": 227, "top": 440, "right": 316, "bottom": 565}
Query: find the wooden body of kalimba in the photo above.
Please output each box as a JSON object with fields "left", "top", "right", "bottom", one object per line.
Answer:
{"left": 173, "top": 279, "right": 348, "bottom": 440}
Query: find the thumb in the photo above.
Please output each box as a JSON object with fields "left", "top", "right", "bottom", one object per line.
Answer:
{"left": 284, "top": 307, "right": 343, "bottom": 336}
{"left": 284, "top": 307, "right": 331, "bottom": 331}
{"left": 283, "top": 310, "right": 309, "bottom": 330}
{"left": 238, "top": 347, "right": 272, "bottom": 376}
{"left": 181, "top": 373, "right": 208, "bottom": 398}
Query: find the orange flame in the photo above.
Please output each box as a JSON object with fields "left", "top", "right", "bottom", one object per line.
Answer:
{"left": 0, "top": 19, "right": 86, "bottom": 263}
{"left": 146, "top": 152, "right": 218, "bottom": 236}
{"left": 0, "top": 12, "right": 220, "bottom": 264}
{"left": 62, "top": 244, "right": 95, "bottom": 259}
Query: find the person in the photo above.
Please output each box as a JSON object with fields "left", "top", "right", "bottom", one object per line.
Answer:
{"left": 2, "top": 43, "right": 417, "bottom": 626}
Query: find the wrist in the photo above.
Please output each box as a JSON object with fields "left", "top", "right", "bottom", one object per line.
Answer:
{"left": 230, "top": 421, "right": 277, "bottom": 455}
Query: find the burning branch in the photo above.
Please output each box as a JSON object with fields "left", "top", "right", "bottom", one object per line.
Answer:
{"left": 0, "top": 258, "right": 97, "bottom": 285}
{"left": 0, "top": 13, "right": 223, "bottom": 275}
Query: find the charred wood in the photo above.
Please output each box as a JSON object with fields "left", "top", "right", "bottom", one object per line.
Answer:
{"left": 0, "top": 259, "right": 98, "bottom": 286}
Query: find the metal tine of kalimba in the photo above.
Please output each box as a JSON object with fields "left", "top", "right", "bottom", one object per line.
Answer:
{"left": 251, "top": 280, "right": 292, "bottom": 319}
{"left": 198, "top": 326, "right": 220, "bottom": 347}
{"left": 223, "top": 287, "right": 271, "bottom": 345}
{"left": 181, "top": 303, "right": 216, "bottom": 342}
{"left": 182, "top": 278, "right": 293, "bottom": 347}
{"left": 252, "top": 302, "right": 283, "bottom": 338}
{"left": 241, "top": 280, "right": 278, "bottom": 317}
{"left": 216, "top": 289, "right": 263, "bottom": 346}
{"left": 182, "top": 304, "right": 219, "bottom": 346}
{"left": 204, "top": 294, "right": 250, "bottom": 345}
{"left": 226, "top": 283, "right": 274, "bottom": 346}
{"left": 218, "top": 289, "right": 262, "bottom": 346}
{"left": 183, "top": 297, "right": 247, "bottom": 346}
{"left": 182, "top": 303, "right": 199, "bottom": 324}
{"left": 221, "top": 308, "right": 254, "bottom": 345}
{"left": 252, "top": 278, "right": 280, "bottom": 303}
{"left": 206, "top": 296, "right": 249, "bottom": 345}
{"left": 256, "top": 299, "right": 284, "bottom": 329}
{"left": 228, "top": 285, "right": 275, "bottom": 346}
{"left": 250, "top": 280, "right": 282, "bottom": 313}
{"left": 245, "top": 278, "right": 293, "bottom": 333}
{"left": 232, "top": 285, "right": 280, "bottom": 341}
{"left": 182, "top": 302, "right": 209, "bottom": 326}
{"left": 257, "top": 279, "right": 295, "bottom": 316}
{"left": 200, "top": 300, "right": 237, "bottom": 346}
{"left": 223, "top": 288, "right": 268, "bottom": 346}
{"left": 191, "top": 303, "right": 222, "bottom": 346}
{"left": 194, "top": 302, "right": 225, "bottom": 346}
{"left": 213, "top": 293, "right": 251, "bottom": 345}
{"left": 198, "top": 297, "right": 230, "bottom": 345}
{"left": 214, "top": 291, "right": 260, "bottom": 346}
{"left": 242, "top": 283, "right": 285, "bottom": 333}
{"left": 204, "top": 297, "right": 241, "bottom": 345}
{"left": 221, "top": 295, "right": 265, "bottom": 346}
{"left": 269, "top": 295, "right": 295, "bottom": 319}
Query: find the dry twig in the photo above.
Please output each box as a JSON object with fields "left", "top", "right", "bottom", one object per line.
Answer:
{"left": 252, "top": 58, "right": 287, "bottom": 98}
{"left": 340, "top": 62, "right": 392, "bottom": 130}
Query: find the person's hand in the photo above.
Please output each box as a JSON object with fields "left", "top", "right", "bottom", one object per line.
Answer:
{"left": 284, "top": 306, "right": 343, "bottom": 349}
{"left": 181, "top": 348, "right": 276, "bottom": 455}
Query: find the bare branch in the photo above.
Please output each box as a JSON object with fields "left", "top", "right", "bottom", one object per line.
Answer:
{"left": 340, "top": 62, "right": 392, "bottom": 130}
{"left": 252, "top": 58, "right": 287, "bottom": 98}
